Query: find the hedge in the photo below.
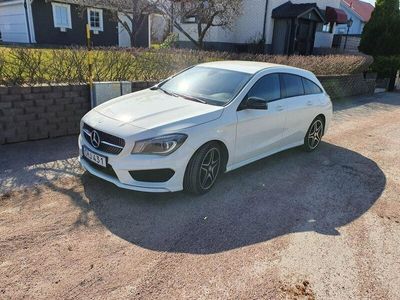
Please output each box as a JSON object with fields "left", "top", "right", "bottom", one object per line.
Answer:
{"left": 0, "top": 46, "right": 373, "bottom": 86}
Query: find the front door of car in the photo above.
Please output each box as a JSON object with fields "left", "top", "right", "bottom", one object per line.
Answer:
{"left": 235, "top": 74, "right": 286, "bottom": 164}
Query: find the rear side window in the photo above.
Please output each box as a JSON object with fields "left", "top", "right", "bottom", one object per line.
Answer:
{"left": 247, "top": 74, "right": 281, "bottom": 102}
{"left": 280, "top": 74, "right": 304, "bottom": 98}
{"left": 302, "top": 78, "right": 323, "bottom": 95}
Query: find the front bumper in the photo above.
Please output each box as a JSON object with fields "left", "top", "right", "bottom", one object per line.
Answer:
{"left": 78, "top": 134, "right": 192, "bottom": 193}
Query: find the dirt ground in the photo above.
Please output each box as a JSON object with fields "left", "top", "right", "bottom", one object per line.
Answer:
{"left": 1, "top": 92, "right": 400, "bottom": 300}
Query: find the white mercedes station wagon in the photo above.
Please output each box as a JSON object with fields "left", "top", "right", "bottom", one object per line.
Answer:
{"left": 79, "top": 61, "right": 332, "bottom": 194}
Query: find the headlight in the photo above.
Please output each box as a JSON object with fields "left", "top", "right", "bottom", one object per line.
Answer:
{"left": 131, "top": 134, "right": 188, "bottom": 155}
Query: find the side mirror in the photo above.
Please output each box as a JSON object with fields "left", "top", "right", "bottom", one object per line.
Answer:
{"left": 243, "top": 97, "right": 268, "bottom": 110}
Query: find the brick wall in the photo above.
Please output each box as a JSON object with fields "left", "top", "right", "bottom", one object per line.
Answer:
{"left": 0, "top": 82, "right": 161, "bottom": 145}
{"left": 0, "top": 76, "right": 375, "bottom": 145}
{"left": 0, "top": 85, "right": 89, "bottom": 144}
{"left": 317, "top": 74, "right": 375, "bottom": 100}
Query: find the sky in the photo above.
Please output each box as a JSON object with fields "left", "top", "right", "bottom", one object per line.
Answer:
{"left": 364, "top": 0, "right": 376, "bottom": 5}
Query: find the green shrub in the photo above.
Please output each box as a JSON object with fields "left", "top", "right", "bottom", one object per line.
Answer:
{"left": 370, "top": 56, "right": 400, "bottom": 77}
{"left": 359, "top": 0, "right": 400, "bottom": 57}
{"left": 0, "top": 46, "right": 373, "bottom": 86}
{"left": 359, "top": 0, "right": 400, "bottom": 90}
{"left": 159, "top": 33, "right": 178, "bottom": 49}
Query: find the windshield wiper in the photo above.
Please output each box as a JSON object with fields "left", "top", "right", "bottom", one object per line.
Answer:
{"left": 151, "top": 86, "right": 207, "bottom": 104}
{"left": 177, "top": 94, "right": 207, "bottom": 104}
{"left": 151, "top": 86, "right": 179, "bottom": 97}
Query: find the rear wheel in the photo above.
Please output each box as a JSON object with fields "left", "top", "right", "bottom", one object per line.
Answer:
{"left": 304, "top": 117, "right": 324, "bottom": 152}
{"left": 184, "top": 143, "right": 222, "bottom": 195}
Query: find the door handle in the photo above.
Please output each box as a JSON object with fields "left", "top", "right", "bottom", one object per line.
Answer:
{"left": 276, "top": 105, "right": 284, "bottom": 111}
{"left": 307, "top": 101, "right": 313, "bottom": 106}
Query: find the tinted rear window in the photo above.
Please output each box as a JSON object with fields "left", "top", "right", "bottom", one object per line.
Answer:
{"left": 302, "top": 78, "right": 323, "bottom": 95}
{"left": 281, "top": 74, "right": 304, "bottom": 98}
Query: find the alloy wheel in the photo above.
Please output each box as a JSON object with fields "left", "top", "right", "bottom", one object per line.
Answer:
{"left": 199, "top": 147, "right": 221, "bottom": 190}
{"left": 308, "top": 119, "right": 323, "bottom": 150}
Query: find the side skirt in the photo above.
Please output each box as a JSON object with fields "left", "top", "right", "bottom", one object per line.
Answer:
{"left": 225, "top": 141, "right": 304, "bottom": 173}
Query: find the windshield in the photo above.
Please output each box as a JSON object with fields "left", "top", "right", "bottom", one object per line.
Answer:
{"left": 160, "top": 66, "right": 252, "bottom": 106}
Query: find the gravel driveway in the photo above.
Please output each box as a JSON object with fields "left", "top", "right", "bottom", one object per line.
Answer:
{"left": 1, "top": 92, "right": 399, "bottom": 299}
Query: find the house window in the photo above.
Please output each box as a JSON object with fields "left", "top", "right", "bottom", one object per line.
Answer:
{"left": 51, "top": 3, "right": 72, "bottom": 30}
{"left": 182, "top": 15, "right": 197, "bottom": 23}
{"left": 180, "top": 2, "right": 198, "bottom": 23}
{"left": 87, "top": 8, "right": 103, "bottom": 32}
{"left": 322, "top": 23, "right": 332, "bottom": 33}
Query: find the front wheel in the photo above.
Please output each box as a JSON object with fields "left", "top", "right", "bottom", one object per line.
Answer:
{"left": 184, "top": 143, "right": 222, "bottom": 195}
{"left": 303, "top": 117, "right": 324, "bottom": 152}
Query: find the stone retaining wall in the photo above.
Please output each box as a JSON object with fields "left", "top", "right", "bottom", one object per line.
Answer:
{"left": 0, "top": 76, "right": 375, "bottom": 145}
{"left": 318, "top": 74, "right": 375, "bottom": 100}
{"left": 0, "top": 85, "right": 89, "bottom": 144}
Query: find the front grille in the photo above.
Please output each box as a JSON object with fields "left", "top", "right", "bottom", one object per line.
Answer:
{"left": 82, "top": 123, "right": 125, "bottom": 155}
{"left": 83, "top": 157, "right": 118, "bottom": 179}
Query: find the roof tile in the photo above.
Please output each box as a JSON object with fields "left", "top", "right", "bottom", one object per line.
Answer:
{"left": 343, "top": 0, "right": 375, "bottom": 22}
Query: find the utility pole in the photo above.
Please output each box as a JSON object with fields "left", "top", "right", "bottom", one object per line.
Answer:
{"left": 86, "top": 24, "right": 94, "bottom": 108}
{"left": 23, "top": 0, "right": 32, "bottom": 43}
{"left": 262, "top": 0, "right": 269, "bottom": 53}
{"left": 343, "top": 18, "right": 353, "bottom": 51}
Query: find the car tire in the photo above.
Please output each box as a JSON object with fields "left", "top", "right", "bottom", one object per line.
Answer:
{"left": 184, "top": 142, "right": 222, "bottom": 195}
{"left": 303, "top": 117, "right": 324, "bottom": 152}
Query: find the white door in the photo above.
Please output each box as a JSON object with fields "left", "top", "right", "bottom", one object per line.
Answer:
{"left": 118, "top": 13, "right": 132, "bottom": 47}
{"left": 0, "top": 1, "right": 30, "bottom": 43}
{"left": 279, "top": 74, "right": 322, "bottom": 144}
{"left": 235, "top": 74, "right": 286, "bottom": 164}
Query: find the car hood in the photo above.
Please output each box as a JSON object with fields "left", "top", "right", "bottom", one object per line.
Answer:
{"left": 94, "top": 89, "right": 224, "bottom": 130}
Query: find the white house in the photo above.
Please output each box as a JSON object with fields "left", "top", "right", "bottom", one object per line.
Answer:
{"left": 335, "top": 0, "right": 374, "bottom": 35}
{"left": 174, "top": 0, "right": 349, "bottom": 55}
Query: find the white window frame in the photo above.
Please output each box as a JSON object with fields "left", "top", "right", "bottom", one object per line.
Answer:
{"left": 182, "top": 15, "right": 197, "bottom": 24}
{"left": 322, "top": 23, "right": 332, "bottom": 33}
{"left": 87, "top": 8, "right": 104, "bottom": 32}
{"left": 51, "top": 2, "right": 72, "bottom": 30}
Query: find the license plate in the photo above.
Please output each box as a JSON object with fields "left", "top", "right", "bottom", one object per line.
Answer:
{"left": 83, "top": 146, "right": 107, "bottom": 167}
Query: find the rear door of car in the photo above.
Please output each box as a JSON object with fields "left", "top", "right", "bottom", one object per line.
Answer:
{"left": 278, "top": 73, "right": 322, "bottom": 145}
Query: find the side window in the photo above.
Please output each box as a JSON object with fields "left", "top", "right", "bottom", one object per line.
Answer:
{"left": 281, "top": 74, "right": 304, "bottom": 98}
{"left": 302, "top": 78, "right": 323, "bottom": 95}
{"left": 247, "top": 74, "right": 281, "bottom": 102}
{"left": 87, "top": 8, "right": 104, "bottom": 32}
{"left": 51, "top": 3, "right": 72, "bottom": 30}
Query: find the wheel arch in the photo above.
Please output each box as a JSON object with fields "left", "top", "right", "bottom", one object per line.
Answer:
{"left": 315, "top": 114, "right": 326, "bottom": 135}
{"left": 212, "top": 140, "right": 229, "bottom": 172}
{"left": 190, "top": 140, "right": 230, "bottom": 173}
{"left": 183, "top": 139, "right": 230, "bottom": 194}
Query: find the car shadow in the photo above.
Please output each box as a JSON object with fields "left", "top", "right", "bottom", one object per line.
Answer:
{"left": 82, "top": 142, "right": 386, "bottom": 254}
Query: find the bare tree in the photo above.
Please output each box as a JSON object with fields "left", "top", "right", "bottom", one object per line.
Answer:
{"left": 78, "top": 0, "right": 159, "bottom": 47}
{"left": 113, "top": 0, "right": 159, "bottom": 47}
{"left": 158, "top": 0, "right": 243, "bottom": 49}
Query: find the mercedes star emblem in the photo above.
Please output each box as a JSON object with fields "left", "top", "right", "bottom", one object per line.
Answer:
{"left": 90, "top": 130, "right": 101, "bottom": 148}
